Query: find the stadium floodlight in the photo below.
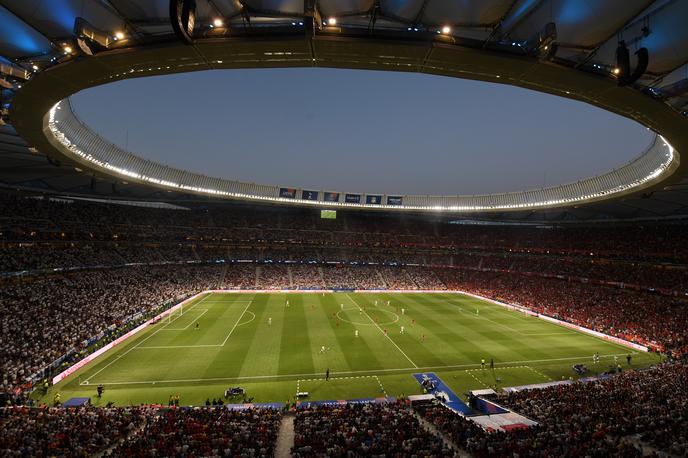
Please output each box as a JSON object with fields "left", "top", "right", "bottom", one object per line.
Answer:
{"left": 0, "top": 60, "right": 29, "bottom": 80}
{"left": 615, "top": 41, "right": 649, "bottom": 87}
{"left": 522, "top": 22, "right": 558, "bottom": 60}
{"left": 74, "top": 17, "right": 116, "bottom": 55}
{"left": 170, "top": 0, "right": 197, "bottom": 45}
{"left": 328, "top": 17, "right": 337, "bottom": 26}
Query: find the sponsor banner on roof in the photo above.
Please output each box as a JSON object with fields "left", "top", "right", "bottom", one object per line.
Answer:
{"left": 323, "top": 192, "right": 340, "bottom": 202}
{"left": 279, "top": 188, "right": 296, "bottom": 198}
{"left": 366, "top": 195, "right": 382, "bottom": 204}
{"left": 301, "top": 190, "right": 319, "bottom": 201}
{"left": 387, "top": 196, "right": 403, "bottom": 205}
{"left": 345, "top": 193, "right": 361, "bottom": 203}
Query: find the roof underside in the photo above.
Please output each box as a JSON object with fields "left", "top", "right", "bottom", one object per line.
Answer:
{"left": 1, "top": 0, "right": 688, "bottom": 220}
{"left": 2, "top": 0, "right": 687, "bottom": 107}
{"left": 2, "top": 123, "right": 687, "bottom": 222}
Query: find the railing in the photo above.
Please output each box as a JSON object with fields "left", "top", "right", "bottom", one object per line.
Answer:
{"left": 47, "top": 98, "right": 678, "bottom": 212}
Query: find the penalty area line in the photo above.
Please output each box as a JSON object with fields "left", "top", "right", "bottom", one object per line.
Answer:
{"left": 295, "top": 375, "right": 387, "bottom": 396}
{"left": 221, "top": 300, "right": 253, "bottom": 346}
{"left": 81, "top": 294, "right": 213, "bottom": 383}
{"left": 159, "top": 309, "right": 209, "bottom": 331}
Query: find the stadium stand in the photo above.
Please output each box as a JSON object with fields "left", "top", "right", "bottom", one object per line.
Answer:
{"left": 0, "top": 406, "right": 280, "bottom": 457}
{"left": 112, "top": 407, "right": 281, "bottom": 457}
{"left": 292, "top": 401, "right": 454, "bottom": 457}
{"left": 415, "top": 362, "right": 688, "bottom": 457}
{"left": 436, "top": 269, "right": 688, "bottom": 357}
{"left": 1, "top": 194, "right": 687, "bottom": 457}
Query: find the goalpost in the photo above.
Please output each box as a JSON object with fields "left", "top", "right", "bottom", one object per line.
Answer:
{"left": 168, "top": 304, "right": 183, "bottom": 323}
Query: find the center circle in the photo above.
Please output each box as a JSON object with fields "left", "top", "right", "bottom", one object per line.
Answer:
{"left": 336, "top": 308, "right": 400, "bottom": 326}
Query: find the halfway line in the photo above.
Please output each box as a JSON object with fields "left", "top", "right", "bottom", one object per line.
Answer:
{"left": 345, "top": 293, "right": 418, "bottom": 368}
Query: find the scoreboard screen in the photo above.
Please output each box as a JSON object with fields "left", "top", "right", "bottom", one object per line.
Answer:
{"left": 321, "top": 210, "right": 337, "bottom": 219}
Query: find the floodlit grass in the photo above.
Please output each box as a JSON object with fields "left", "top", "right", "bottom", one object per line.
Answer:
{"left": 40, "top": 292, "right": 663, "bottom": 406}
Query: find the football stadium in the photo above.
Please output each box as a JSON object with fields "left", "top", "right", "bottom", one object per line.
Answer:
{"left": 1, "top": 0, "right": 688, "bottom": 456}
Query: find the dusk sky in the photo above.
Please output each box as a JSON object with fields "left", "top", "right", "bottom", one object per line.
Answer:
{"left": 71, "top": 68, "right": 653, "bottom": 196}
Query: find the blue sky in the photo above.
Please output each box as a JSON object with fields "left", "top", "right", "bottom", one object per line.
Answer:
{"left": 71, "top": 68, "right": 652, "bottom": 195}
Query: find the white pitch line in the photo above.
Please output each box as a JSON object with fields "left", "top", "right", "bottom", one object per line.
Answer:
{"left": 443, "top": 298, "right": 571, "bottom": 338}
{"left": 296, "top": 375, "right": 386, "bottom": 396}
{"left": 199, "top": 300, "right": 253, "bottom": 304}
{"left": 457, "top": 307, "right": 524, "bottom": 334}
{"left": 527, "top": 365, "right": 553, "bottom": 381}
{"left": 520, "top": 332, "right": 572, "bottom": 336}
{"left": 468, "top": 372, "right": 490, "bottom": 388}
{"left": 82, "top": 293, "right": 213, "bottom": 383}
{"left": 88, "top": 352, "right": 634, "bottom": 386}
{"left": 374, "top": 375, "right": 387, "bottom": 395}
{"left": 236, "top": 311, "right": 256, "bottom": 327}
{"left": 160, "top": 309, "right": 209, "bottom": 331}
{"left": 138, "top": 305, "right": 256, "bottom": 349}
{"left": 220, "top": 300, "right": 253, "bottom": 346}
{"left": 345, "top": 294, "right": 418, "bottom": 368}
{"left": 138, "top": 344, "right": 222, "bottom": 349}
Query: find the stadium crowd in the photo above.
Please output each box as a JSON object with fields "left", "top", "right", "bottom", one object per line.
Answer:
{"left": 0, "top": 406, "right": 146, "bottom": 457}
{"left": 0, "top": 265, "right": 227, "bottom": 392}
{"left": 0, "top": 406, "right": 280, "bottom": 457}
{"left": 112, "top": 407, "right": 281, "bottom": 457}
{"left": 2, "top": 193, "right": 688, "bottom": 261}
{"left": 437, "top": 269, "right": 688, "bottom": 357}
{"left": 292, "top": 401, "right": 453, "bottom": 457}
{"left": 414, "top": 361, "right": 688, "bottom": 457}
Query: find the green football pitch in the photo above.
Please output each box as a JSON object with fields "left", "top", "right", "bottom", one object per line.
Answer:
{"left": 41, "top": 292, "right": 662, "bottom": 406}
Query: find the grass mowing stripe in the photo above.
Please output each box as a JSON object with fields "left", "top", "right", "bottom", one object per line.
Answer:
{"left": 345, "top": 294, "right": 418, "bottom": 368}
{"left": 417, "top": 295, "right": 552, "bottom": 362}
{"left": 237, "top": 295, "right": 284, "bottom": 377}
{"left": 307, "top": 294, "right": 349, "bottom": 373}
{"left": 87, "top": 352, "right": 636, "bottom": 386}
{"left": 377, "top": 294, "right": 460, "bottom": 367}
{"left": 322, "top": 294, "right": 387, "bottom": 371}
{"left": 391, "top": 294, "right": 514, "bottom": 364}
{"left": 277, "top": 294, "right": 315, "bottom": 376}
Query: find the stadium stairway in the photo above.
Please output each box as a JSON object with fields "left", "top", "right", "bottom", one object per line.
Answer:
{"left": 376, "top": 269, "right": 387, "bottom": 288}
{"left": 413, "top": 411, "right": 470, "bottom": 458}
{"left": 255, "top": 265, "right": 261, "bottom": 288}
{"left": 274, "top": 412, "right": 295, "bottom": 458}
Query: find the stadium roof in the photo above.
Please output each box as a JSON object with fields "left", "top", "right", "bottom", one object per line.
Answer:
{"left": 1, "top": 0, "right": 688, "bottom": 215}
